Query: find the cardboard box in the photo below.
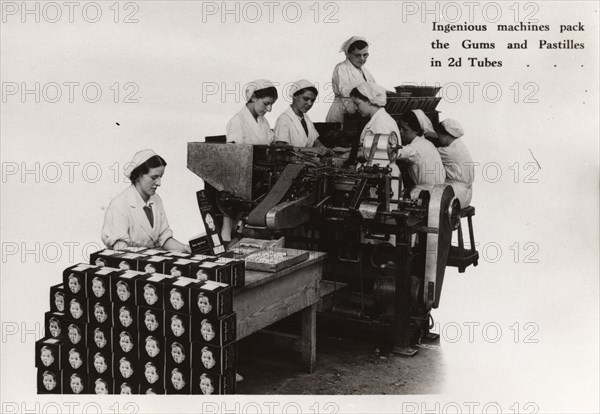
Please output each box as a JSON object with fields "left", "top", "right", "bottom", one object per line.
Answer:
{"left": 62, "top": 370, "right": 89, "bottom": 394}
{"left": 86, "top": 324, "right": 112, "bottom": 353}
{"left": 35, "top": 337, "right": 63, "bottom": 370}
{"left": 166, "top": 339, "right": 191, "bottom": 369}
{"left": 37, "top": 368, "right": 62, "bottom": 394}
{"left": 191, "top": 313, "right": 236, "bottom": 346}
{"left": 162, "top": 251, "right": 194, "bottom": 259}
{"left": 89, "top": 374, "right": 113, "bottom": 395}
{"left": 49, "top": 283, "right": 66, "bottom": 313}
{"left": 64, "top": 295, "right": 88, "bottom": 323}
{"left": 164, "top": 258, "right": 198, "bottom": 279}
{"left": 191, "top": 342, "right": 237, "bottom": 375}
{"left": 44, "top": 311, "right": 65, "bottom": 340}
{"left": 88, "top": 300, "right": 112, "bottom": 327}
{"left": 110, "top": 270, "right": 146, "bottom": 307}
{"left": 114, "top": 379, "right": 139, "bottom": 395}
{"left": 113, "top": 303, "right": 138, "bottom": 331}
{"left": 64, "top": 320, "right": 86, "bottom": 346}
{"left": 189, "top": 234, "right": 213, "bottom": 255}
{"left": 138, "top": 307, "right": 164, "bottom": 336}
{"left": 190, "top": 280, "right": 233, "bottom": 320}
{"left": 214, "top": 257, "right": 245, "bottom": 288}
{"left": 191, "top": 370, "right": 235, "bottom": 395}
{"left": 165, "top": 311, "right": 191, "bottom": 342}
{"left": 87, "top": 267, "right": 120, "bottom": 301}
{"left": 90, "top": 249, "right": 123, "bottom": 267}
{"left": 113, "top": 354, "right": 139, "bottom": 383}
{"left": 139, "top": 359, "right": 165, "bottom": 390}
{"left": 112, "top": 328, "right": 138, "bottom": 357}
{"left": 139, "top": 333, "right": 165, "bottom": 362}
{"left": 165, "top": 365, "right": 191, "bottom": 394}
{"left": 138, "top": 255, "right": 175, "bottom": 275}
{"left": 163, "top": 277, "right": 196, "bottom": 314}
{"left": 136, "top": 273, "right": 175, "bottom": 309}
{"left": 195, "top": 261, "right": 230, "bottom": 284}
{"left": 88, "top": 348, "right": 113, "bottom": 377}
{"left": 63, "top": 264, "right": 101, "bottom": 296}
{"left": 61, "top": 344, "right": 87, "bottom": 371}
{"left": 114, "top": 252, "right": 147, "bottom": 271}
{"left": 140, "top": 384, "right": 165, "bottom": 395}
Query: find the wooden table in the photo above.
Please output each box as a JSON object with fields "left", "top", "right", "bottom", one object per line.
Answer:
{"left": 233, "top": 251, "right": 327, "bottom": 373}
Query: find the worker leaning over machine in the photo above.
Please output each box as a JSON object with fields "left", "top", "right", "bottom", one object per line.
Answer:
{"left": 101, "top": 149, "right": 191, "bottom": 252}
{"left": 397, "top": 109, "right": 446, "bottom": 196}
{"left": 226, "top": 79, "right": 278, "bottom": 145}
{"left": 273, "top": 79, "right": 328, "bottom": 155}
{"left": 326, "top": 36, "right": 376, "bottom": 126}
{"left": 435, "top": 118, "right": 474, "bottom": 207}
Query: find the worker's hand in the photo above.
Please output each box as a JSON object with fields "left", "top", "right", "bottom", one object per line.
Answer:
{"left": 332, "top": 146, "right": 351, "bottom": 154}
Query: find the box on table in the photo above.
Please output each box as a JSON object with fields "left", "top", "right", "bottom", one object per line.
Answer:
{"left": 191, "top": 313, "right": 236, "bottom": 346}
{"left": 62, "top": 369, "right": 89, "bottom": 394}
{"left": 214, "top": 257, "right": 245, "bottom": 288}
{"left": 163, "top": 277, "right": 197, "bottom": 314}
{"left": 61, "top": 344, "right": 87, "bottom": 371}
{"left": 162, "top": 251, "right": 193, "bottom": 260}
{"left": 195, "top": 261, "right": 230, "bottom": 284}
{"left": 138, "top": 255, "right": 175, "bottom": 275}
{"left": 90, "top": 249, "right": 124, "bottom": 267}
{"left": 189, "top": 234, "right": 213, "bottom": 256}
{"left": 139, "top": 333, "right": 165, "bottom": 363}
{"left": 87, "top": 323, "right": 112, "bottom": 353}
{"left": 190, "top": 280, "right": 233, "bottom": 320}
{"left": 114, "top": 252, "right": 147, "bottom": 271}
{"left": 37, "top": 368, "right": 62, "bottom": 394}
{"left": 64, "top": 319, "right": 86, "bottom": 346}
{"left": 112, "top": 328, "right": 138, "bottom": 357}
{"left": 63, "top": 264, "right": 100, "bottom": 296}
{"left": 88, "top": 348, "right": 113, "bottom": 377}
{"left": 165, "top": 311, "right": 191, "bottom": 342}
{"left": 114, "top": 379, "right": 139, "bottom": 395}
{"left": 138, "top": 306, "right": 164, "bottom": 336}
{"left": 64, "top": 294, "right": 88, "bottom": 323}
{"left": 166, "top": 339, "right": 191, "bottom": 369}
{"left": 140, "top": 359, "right": 165, "bottom": 391}
{"left": 89, "top": 374, "right": 113, "bottom": 395}
{"left": 113, "top": 303, "right": 138, "bottom": 331}
{"left": 165, "top": 365, "right": 191, "bottom": 394}
{"left": 113, "top": 354, "right": 139, "bottom": 384}
{"left": 49, "top": 283, "right": 66, "bottom": 313}
{"left": 191, "top": 342, "right": 237, "bottom": 375}
{"left": 87, "top": 267, "right": 121, "bottom": 301}
{"left": 164, "top": 258, "right": 198, "bottom": 279}
{"left": 44, "top": 311, "right": 65, "bottom": 340}
{"left": 136, "top": 273, "right": 175, "bottom": 309}
{"left": 35, "top": 337, "right": 63, "bottom": 370}
{"left": 88, "top": 299, "right": 112, "bottom": 327}
{"left": 110, "top": 270, "right": 146, "bottom": 307}
{"left": 191, "top": 370, "right": 235, "bottom": 395}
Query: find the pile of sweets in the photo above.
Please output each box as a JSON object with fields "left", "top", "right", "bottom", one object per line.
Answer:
{"left": 36, "top": 247, "right": 245, "bottom": 395}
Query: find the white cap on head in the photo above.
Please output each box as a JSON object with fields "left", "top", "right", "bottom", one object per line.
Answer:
{"left": 440, "top": 118, "right": 464, "bottom": 138}
{"left": 288, "top": 79, "right": 317, "bottom": 99}
{"left": 245, "top": 79, "right": 275, "bottom": 101}
{"left": 340, "top": 36, "right": 368, "bottom": 54}
{"left": 124, "top": 149, "right": 158, "bottom": 179}
{"left": 356, "top": 82, "right": 387, "bottom": 107}
{"left": 411, "top": 110, "right": 435, "bottom": 137}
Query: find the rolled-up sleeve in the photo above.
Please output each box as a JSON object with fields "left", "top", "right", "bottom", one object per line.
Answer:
{"left": 101, "top": 200, "right": 132, "bottom": 249}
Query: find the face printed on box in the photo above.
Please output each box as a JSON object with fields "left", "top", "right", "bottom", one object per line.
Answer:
{"left": 70, "top": 374, "right": 84, "bottom": 394}
{"left": 171, "top": 317, "right": 185, "bottom": 337}
{"left": 119, "top": 307, "right": 133, "bottom": 327}
{"left": 196, "top": 270, "right": 208, "bottom": 281}
{"left": 201, "top": 320, "right": 215, "bottom": 342}
{"left": 95, "top": 258, "right": 107, "bottom": 267}
{"left": 205, "top": 213, "right": 216, "bottom": 232}
{"left": 170, "top": 289, "right": 184, "bottom": 310}
{"left": 69, "top": 349, "right": 82, "bottom": 369}
{"left": 144, "top": 364, "right": 159, "bottom": 384}
{"left": 94, "top": 354, "right": 108, "bottom": 373}
{"left": 68, "top": 274, "right": 81, "bottom": 293}
{"left": 120, "top": 332, "right": 134, "bottom": 353}
{"left": 144, "top": 264, "right": 157, "bottom": 274}
{"left": 94, "top": 305, "right": 108, "bottom": 323}
{"left": 40, "top": 348, "right": 54, "bottom": 367}
{"left": 116, "top": 283, "right": 131, "bottom": 302}
{"left": 197, "top": 294, "right": 212, "bottom": 314}
{"left": 42, "top": 372, "right": 57, "bottom": 391}
{"left": 201, "top": 348, "right": 216, "bottom": 369}
{"left": 144, "top": 312, "right": 159, "bottom": 332}
{"left": 119, "top": 358, "right": 133, "bottom": 379}
{"left": 171, "top": 370, "right": 185, "bottom": 390}
{"left": 70, "top": 300, "right": 83, "bottom": 319}
{"left": 92, "top": 278, "right": 106, "bottom": 298}
{"left": 94, "top": 330, "right": 107, "bottom": 348}
{"left": 145, "top": 337, "right": 160, "bottom": 358}
{"left": 144, "top": 285, "right": 158, "bottom": 305}
{"left": 54, "top": 293, "right": 65, "bottom": 312}
{"left": 170, "top": 267, "right": 182, "bottom": 277}
{"left": 119, "top": 261, "right": 131, "bottom": 271}
{"left": 120, "top": 383, "right": 132, "bottom": 394}
{"left": 95, "top": 379, "right": 109, "bottom": 394}
{"left": 49, "top": 319, "right": 61, "bottom": 338}
{"left": 199, "top": 375, "right": 214, "bottom": 395}
{"left": 68, "top": 325, "right": 82, "bottom": 344}
{"left": 171, "top": 343, "right": 185, "bottom": 364}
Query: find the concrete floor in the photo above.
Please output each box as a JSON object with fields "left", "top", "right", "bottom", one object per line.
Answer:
{"left": 236, "top": 316, "right": 445, "bottom": 395}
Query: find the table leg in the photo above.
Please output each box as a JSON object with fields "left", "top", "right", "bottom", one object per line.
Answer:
{"left": 300, "top": 303, "right": 317, "bottom": 373}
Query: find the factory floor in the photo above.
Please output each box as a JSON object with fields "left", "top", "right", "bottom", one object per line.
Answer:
{"left": 235, "top": 315, "right": 445, "bottom": 395}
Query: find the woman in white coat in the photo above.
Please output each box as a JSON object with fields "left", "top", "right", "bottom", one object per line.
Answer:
{"left": 226, "top": 79, "right": 278, "bottom": 145}
{"left": 101, "top": 149, "right": 190, "bottom": 252}
{"left": 274, "top": 79, "right": 327, "bottom": 155}
{"left": 326, "top": 36, "right": 376, "bottom": 125}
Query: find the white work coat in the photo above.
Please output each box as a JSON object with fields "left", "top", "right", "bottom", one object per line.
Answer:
{"left": 398, "top": 135, "right": 446, "bottom": 192}
{"left": 438, "top": 139, "right": 474, "bottom": 207}
{"left": 226, "top": 106, "right": 274, "bottom": 145}
{"left": 101, "top": 185, "right": 173, "bottom": 249}
{"left": 326, "top": 59, "right": 375, "bottom": 124}
{"left": 274, "top": 105, "right": 319, "bottom": 147}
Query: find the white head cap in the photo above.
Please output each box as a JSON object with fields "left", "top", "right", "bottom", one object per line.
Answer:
{"left": 411, "top": 110, "right": 435, "bottom": 137}
{"left": 440, "top": 119, "right": 464, "bottom": 138}
{"left": 356, "top": 82, "right": 387, "bottom": 107}
{"left": 340, "top": 36, "right": 368, "bottom": 54}
{"left": 124, "top": 149, "right": 159, "bottom": 179}
{"left": 288, "top": 79, "right": 317, "bottom": 99}
{"left": 245, "top": 79, "right": 275, "bottom": 101}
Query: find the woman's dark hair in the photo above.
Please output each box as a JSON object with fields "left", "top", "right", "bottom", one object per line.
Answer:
{"left": 130, "top": 155, "right": 167, "bottom": 184}
{"left": 350, "top": 87, "right": 369, "bottom": 103}
{"left": 250, "top": 86, "right": 278, "bottom": 102}
{"left": 348, "top": 40, "right": 368, "bottom": 53}
{"left": 400, "top": 111, "right": 424, "bottom": 136}
{"left": 293, "top": 86, "right": 318, "bottom": 97}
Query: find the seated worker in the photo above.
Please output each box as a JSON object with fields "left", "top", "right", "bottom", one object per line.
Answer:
{"left": 436, "top": 118, "right": 474, "bottom": 207}
{"left": 397, "top": 110, "right": 446, "bottom": 196}
{"left": 326, "top": 36, "right": 376, "bottom": 125}
{"left": 274, "top": 79, "right": 327, "bottom": 155}
{"left": 101, "top": 149, "right": 190, "bottom": 252}
{"left": 226, "top": 79, "right": 278, "bottom": 145}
